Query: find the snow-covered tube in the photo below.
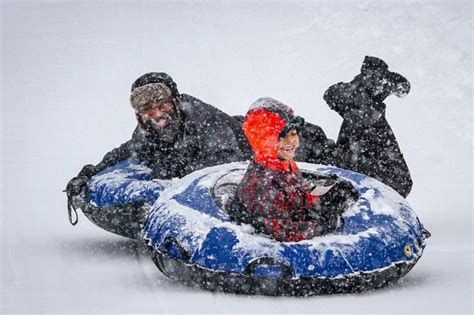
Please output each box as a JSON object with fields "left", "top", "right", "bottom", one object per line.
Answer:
{"left": 78, "top": 159, "right": 169, "bottom": 239}
{"left": 144, "top": 162, "right": 427, "bottom": 296}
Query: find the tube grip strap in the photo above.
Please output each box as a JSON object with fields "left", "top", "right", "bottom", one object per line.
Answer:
{"left": 65, "top": 191, "right": 79, "bottom": 226}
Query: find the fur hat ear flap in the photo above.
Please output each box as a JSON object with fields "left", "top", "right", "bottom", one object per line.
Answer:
{"left": 130, "top": 83, "right": 173, "bottom": 111}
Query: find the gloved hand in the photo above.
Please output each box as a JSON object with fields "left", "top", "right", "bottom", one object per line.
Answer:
{"left": 66, "top": 176, "right": 89, "bottom": 198}
{"left": 306, "top": 201, "right": 343, "bottom": 234}
{"left": 316, "top": 180, "right": 358, "bottom": 215}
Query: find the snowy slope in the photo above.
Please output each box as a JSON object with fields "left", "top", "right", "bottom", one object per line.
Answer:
{"left": 1, "top": 1, "right": 472, "bottom": 314}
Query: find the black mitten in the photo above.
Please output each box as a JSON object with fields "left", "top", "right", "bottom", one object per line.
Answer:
{"left": 316, "top": 180, "right": 358, "bottom": 215}
{"left": 66, "top": 176, "right": 89, "bottom": 198}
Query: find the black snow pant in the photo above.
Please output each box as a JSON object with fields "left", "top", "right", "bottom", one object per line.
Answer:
{"left": 335, "top": 115, "right": 412, "bottom": 197}
{"left": 299, "top": 114, "right": 412, "bottom": 198}
{"left": 315, "top": 82, "right": 412, "bottom": 198}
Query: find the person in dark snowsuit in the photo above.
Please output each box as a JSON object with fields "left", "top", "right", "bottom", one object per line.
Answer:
{"left": 323, "top": 57, "right": 412, "bottom": 197}
{"left": 66, "top": 56, "right": 412, "bottom": 237}
{"left": 226, "top": 98, "right": 347, "bottom": 242}
{"left": 69, "top": 72, "right": 251, "bottom": 183}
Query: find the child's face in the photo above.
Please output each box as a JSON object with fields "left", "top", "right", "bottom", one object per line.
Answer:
{"left": 276, "top": 128, "right": 300, "bottom": 161}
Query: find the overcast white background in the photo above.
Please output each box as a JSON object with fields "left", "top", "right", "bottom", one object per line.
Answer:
{"left": 1, "top": 0, "right": 472, "bottom": 314}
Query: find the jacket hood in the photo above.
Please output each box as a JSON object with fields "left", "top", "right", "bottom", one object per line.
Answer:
{"left": 243, "top": 97, "right": 300, "bottom": 173}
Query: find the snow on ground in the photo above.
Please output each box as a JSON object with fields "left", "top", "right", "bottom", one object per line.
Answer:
{"left": 1, "top": 1, "right": 472, "bottom": 314}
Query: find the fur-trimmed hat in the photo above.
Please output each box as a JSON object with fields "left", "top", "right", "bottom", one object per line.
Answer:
{"left": 130, "top": 83, "right": 173, "bottom": 111}
{"left": 131, "top": 72, "right": 180, "bottom": 98}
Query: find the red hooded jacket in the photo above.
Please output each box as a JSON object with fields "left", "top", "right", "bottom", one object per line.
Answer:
{"left": 230, "top": 98, "right": 338, "bottom": 242}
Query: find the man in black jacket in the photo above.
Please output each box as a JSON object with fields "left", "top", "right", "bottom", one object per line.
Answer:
{"left": 66, "top": 56, "right": 412, "bottom": 231}
{"left": 67, "top": 72, "right": 252, "bottom": 187}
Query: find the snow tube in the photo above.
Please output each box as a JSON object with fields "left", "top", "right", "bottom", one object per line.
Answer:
{"left": 77, "top": 159, "right": 169, "bottom": 239}
{"left": 144, "top": 162, "right": 427, "bottom": 296}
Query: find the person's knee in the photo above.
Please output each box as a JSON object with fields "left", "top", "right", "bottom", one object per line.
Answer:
{"left": 400, "top": 174, "right": 413, "bottom": 198}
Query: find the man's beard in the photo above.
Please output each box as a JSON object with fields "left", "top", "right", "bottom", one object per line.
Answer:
{"left": 142, "top": 113, "right": 181, "bottom": 148}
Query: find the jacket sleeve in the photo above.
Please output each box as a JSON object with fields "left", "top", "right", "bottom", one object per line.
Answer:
{"left": 247, "top": 176, "right": 317, "bottom": 222}
{"left": 77, "top": 141, "right": 133, "bottom": 179}
{"left": 249, "top": 178, "right": 330, "bottom": 241}
{"left": 76, "top": 127, "right": 140, "bottom": 179}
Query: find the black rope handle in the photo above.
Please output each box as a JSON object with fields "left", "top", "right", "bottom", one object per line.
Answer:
{"left": 244, "top": 257, "right": 293, "bottom": 279}
{"left": 161, "top": 236, "right": 190, "bottom": 263}
{"left": 64, "top": 190, "right": 79, "bottom": 226}
{"left": 422, "top": 227, "right": 431, "bottom": 239}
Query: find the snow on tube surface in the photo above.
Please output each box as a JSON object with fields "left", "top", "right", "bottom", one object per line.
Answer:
{"left": 144, "top": 162, "right": 427, "bottom": 296}
{"left": 80, "top": 159, "right": 169, "bottom": 239}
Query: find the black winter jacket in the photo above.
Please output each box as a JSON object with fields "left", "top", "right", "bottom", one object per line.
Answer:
{"left": 78, "top": 94, "right": 255, "bottom": 179}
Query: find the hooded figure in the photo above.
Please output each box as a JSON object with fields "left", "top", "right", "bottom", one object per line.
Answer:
{"left": 227, "top": 98, "right": 343, "bottom": 242}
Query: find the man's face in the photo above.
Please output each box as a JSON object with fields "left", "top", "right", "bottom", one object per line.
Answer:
{"left": 137, "top": 100, "right": 181, "bottom": 145}
{"left": 138, "top": 100, "right": 176, "bottom": 131}
{"left": 276, "top": 128, "right": 300, "bottom": 161}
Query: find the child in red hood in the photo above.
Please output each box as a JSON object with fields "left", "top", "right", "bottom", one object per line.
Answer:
{"left": 227, "top": 98, "right": 346, "bottom": 242}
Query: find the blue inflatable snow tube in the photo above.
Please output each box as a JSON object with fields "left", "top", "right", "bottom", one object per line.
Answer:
{"left": 88, "top": 159, "right": 166, "bottom": 208}
{"left": 144, "top": 162, "right": 427, "bottom": 295}
{"left": 81, "top": 159, "right": 169, "bottom": 238}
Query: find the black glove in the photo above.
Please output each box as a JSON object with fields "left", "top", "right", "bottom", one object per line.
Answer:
{"left": 66, "top": 176, "right": 89, "bottom": 198}
{"left": 316, "top": 180, "right": 358, "bottom": 215}
{"left": 305, "top": 180, "right": 357, "bottom": 233}
{"left": 306, "top": 203, "right": 342, "bottom": 234}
